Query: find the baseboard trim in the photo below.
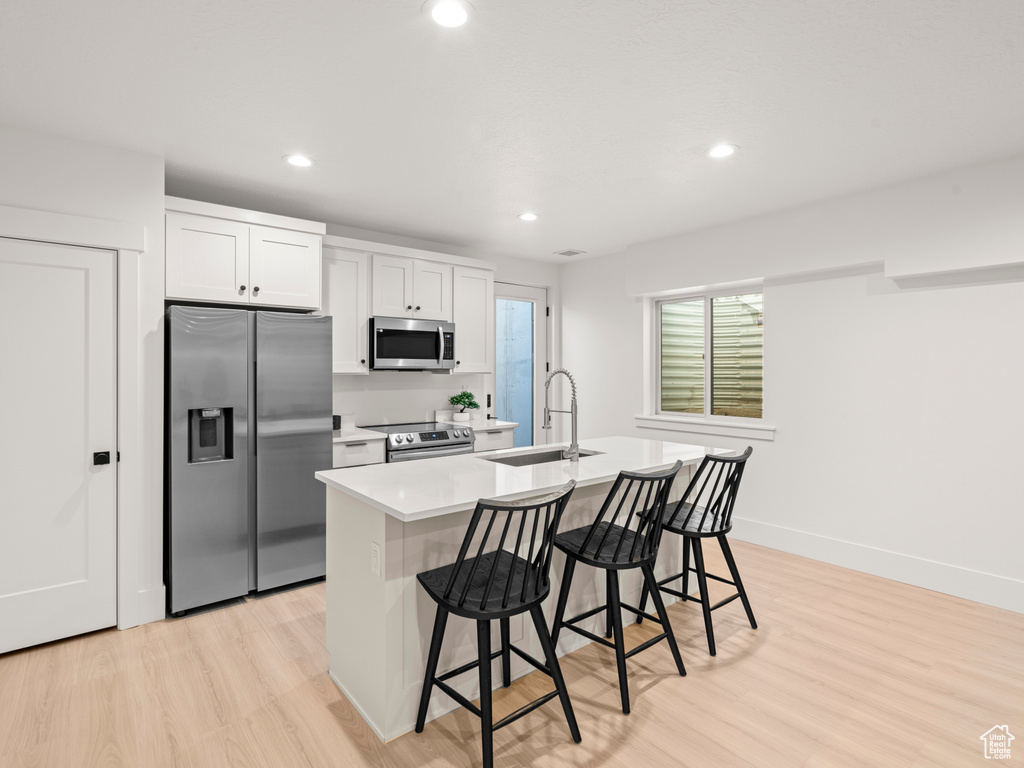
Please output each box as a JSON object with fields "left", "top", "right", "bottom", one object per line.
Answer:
{"left": 329, "top": 671, "right": 389, "bottom": 743}
{"left": 732, "top": 517, "right": 1024, "bottom": 614}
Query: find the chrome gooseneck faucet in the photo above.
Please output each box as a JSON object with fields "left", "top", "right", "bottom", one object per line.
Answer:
{"left": 542, "top": 368, "right": 579, "bottom": 461}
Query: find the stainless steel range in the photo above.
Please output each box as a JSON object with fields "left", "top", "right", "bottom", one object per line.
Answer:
{"left": 361, "top": 421, "right": 476, "bottom": 462}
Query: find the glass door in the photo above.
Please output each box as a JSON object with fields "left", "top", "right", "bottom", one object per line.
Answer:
{"left": 495, "top": 283, "right": 547, "bottom": 447}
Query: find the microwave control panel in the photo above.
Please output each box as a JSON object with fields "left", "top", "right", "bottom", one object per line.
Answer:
{"left": 442, "top": 332, "right": 454, "bottom": 360}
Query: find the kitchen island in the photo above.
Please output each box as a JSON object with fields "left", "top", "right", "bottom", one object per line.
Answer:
{"left": 314, "top": 436, "right": 720, "bottom": 741}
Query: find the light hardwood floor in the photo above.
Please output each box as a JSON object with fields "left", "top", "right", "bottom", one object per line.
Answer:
{"left": 1, "top": 541, "right": 1021, "bottom": 767}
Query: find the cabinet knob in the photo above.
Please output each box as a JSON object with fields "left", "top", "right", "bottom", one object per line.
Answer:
{"left": 415, "top": 305, "right": 421, "bottom": 311}
{"left": 360, "top": 359, "right": 366, "bottom": 364}
{"left": 406, "top": 305, "right": 412, "bottom": 311}
{"left": 239, "top": 285, "right": 246, "bottom": 293}
{"left": 253, "top": 286, "right": 260, "bottom": 296}
{"left": 456, "top": 360, "right": 461, "bottom": 365}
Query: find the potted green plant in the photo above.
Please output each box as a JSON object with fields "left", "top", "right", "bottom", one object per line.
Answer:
{"left": 448, "top": 390, "right": 480, "bottom": 422}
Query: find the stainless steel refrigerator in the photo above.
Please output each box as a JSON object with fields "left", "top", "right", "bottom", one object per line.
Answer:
{"left": 166, "top": 305, "right": 332, "bottom": 615}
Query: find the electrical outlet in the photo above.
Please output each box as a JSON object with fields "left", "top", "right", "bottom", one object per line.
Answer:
{"left": 370, "top": 542, "right": 381, "bottom": 577}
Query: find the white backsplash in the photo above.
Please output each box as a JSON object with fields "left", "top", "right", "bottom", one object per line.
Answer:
{"left": 332, "top": 371, "right": 491, "bottom": 427}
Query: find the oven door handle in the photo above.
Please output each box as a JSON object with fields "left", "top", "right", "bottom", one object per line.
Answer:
{"left": 388, "top": 443, "right": 474, "bottom": 462}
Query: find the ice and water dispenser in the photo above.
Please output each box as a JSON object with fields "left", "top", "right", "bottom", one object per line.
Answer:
{"left": 188, "top": 407, "right": 233, "bottom": 463}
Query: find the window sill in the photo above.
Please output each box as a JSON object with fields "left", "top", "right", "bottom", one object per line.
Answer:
{"left": 634, "top": 415, "right": 776, "bottom": 442}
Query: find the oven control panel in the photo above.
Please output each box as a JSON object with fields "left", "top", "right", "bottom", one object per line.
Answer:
{"left": 390, "top": 427, "right": 474, "bottom": 446}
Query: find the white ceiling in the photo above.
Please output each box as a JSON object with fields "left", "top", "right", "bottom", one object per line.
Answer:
{"left": 3, "top": 1, "right": 1023, "bottom": 262}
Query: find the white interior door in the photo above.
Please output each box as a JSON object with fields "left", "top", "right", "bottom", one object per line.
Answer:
{"left": 0, "top": 237, "right": 117, "bottom": 654}
{"left": 494, "top": 283, "right": 547, "bottom": 447}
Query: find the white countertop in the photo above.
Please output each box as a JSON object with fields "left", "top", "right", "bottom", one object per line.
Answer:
{"left": 333, "top": 427, "right": 387, "bottom": 444}
{"left": 315, "top": 435, "right": 723, "bottom": 523}
{"left": 473, "top": 420, "right": 517, "bottom": 431}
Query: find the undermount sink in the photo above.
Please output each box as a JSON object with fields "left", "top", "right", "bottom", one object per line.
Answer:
{"left": 483, "top": 448, "right": 604, "bottom": 467}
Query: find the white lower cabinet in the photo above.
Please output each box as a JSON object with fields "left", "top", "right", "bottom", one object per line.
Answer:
{"left": 333, "top": 440, "right": 385, "bottom": 468}
{"left": 473, "top": 428, "right": 514, "bottom": 453}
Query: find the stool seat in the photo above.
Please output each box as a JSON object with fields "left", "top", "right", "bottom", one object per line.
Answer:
{"left": 554, "top": 522, "right": 650, "bottom": 569}
{"left": 661, "top": 502, "right": 732, "bottom": 537}
{"left": 417, "top": 549, "right": 548, "bottom": 620}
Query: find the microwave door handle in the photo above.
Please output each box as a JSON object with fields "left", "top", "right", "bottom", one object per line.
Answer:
{"left": 437, "top": 325, "right": 444, "bottom": 366}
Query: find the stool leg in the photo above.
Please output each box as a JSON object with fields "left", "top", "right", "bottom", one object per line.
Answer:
{"left": 641, "top": 563, "right": 686, "bottom": 677}
{"left": 500, "top": 617, "right": 512, "bottom": 687}
{"left": 605, "top": 570, "right": 614, "bottom": 638}
{"left": 681, "top": 535, "right": 691, "bottom": 595}
{"left": 635, "top": 574, "right": 649, "bottom": 625}
{"left": 415, "top": 605, "right": 449, "bottom": 733}
{"left": 719, "top": 535, "right": 757, "bottom": 629}
{"left": 550, "top": 556, "right": 576, "bottom": 648}
{"left": 530, "top": 605, "right": 582, "bottom": 743}
{"left": 606, "top": 570, "right": 630, "bottom": 714}
{"left": 477, "top": 619, "right": 494, "bottom": 768}
{"left": 690, "top": 538, "right": 716, "bottom": 656}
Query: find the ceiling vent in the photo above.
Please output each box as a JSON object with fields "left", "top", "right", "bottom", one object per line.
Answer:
{"left": 554, "top": 249, "right": 586, "bottom": 258}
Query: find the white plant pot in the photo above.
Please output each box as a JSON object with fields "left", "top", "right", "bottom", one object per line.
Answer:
{"left": 452, "top": 412, "right": 471, "bottom": 422}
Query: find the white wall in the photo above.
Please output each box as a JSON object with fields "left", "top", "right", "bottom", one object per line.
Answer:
{"left": 0, "top": 122, "right": 166, "bottom": 627}
{"left": 561, "top": 154, "right": 1024, "bottom": 613}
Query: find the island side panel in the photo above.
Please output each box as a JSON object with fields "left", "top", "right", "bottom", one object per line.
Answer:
{"left": 325, "top": 488, "right": 389, "bottom": 739}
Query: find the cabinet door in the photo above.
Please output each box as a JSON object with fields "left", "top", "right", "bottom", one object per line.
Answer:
{"left": 248, "top": 226, "right": 322, "bottom": 309}
{"left": 371, "top": 254, "right": 414, "bottom": 317}
{"left": 452, "top": 266, "right": 494, "bottom": 373}
{"left": 413, "top": 261, "right": 453, "bottom": 321}
{"left": 322, "top": 248, "right": 369, "bottom": 374}
{"left": 166, "top": 212, "right": 249, "bottom": 303}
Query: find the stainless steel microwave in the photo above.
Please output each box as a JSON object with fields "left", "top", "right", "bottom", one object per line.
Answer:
{"left": 369, "top": 316, "right": 456, "bottom": 371}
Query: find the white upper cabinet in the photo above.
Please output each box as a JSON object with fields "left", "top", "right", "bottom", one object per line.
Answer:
{"left": 166, "top": 213, "right": 250, "bottom": 304}
{"left": 165, "top": 198, "right": 325, "bottom": 310}
{"left": 371, "top": 254, "right": 452, "bottom": 321}
{"left": 451, "top": 265, "right": 494, "bottom": 373}
{"left": 321, "top": 246, "right": 369, "bottom": 374}
{"left": 248, "top": 226, "right": 322, "bottom": 309}
{"left": 371, "top": 254, "right": 413, "bottom": 317}
{"left": 412, "top": 260, "right": 452, "bottom": 321}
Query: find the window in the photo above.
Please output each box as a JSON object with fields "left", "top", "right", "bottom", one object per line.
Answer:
{"left": 658, "top": 291, "right": 763, "bottom": 419}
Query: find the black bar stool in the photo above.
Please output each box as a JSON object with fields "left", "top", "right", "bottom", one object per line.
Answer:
{"left": 637, "top": 447, "right": 755, "bottom": 655}
{"left": 549, "top": 461, "right": 685, "bottom": 715}
{"left": 415, "top": 481, "right": 581, "bottom": 768}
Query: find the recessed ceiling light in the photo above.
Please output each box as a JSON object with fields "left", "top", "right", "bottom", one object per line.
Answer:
{"left": 518, "top": 212, "right": 539, "bottom": 222}
{"left": 424, "top": 0, "right": 473, "bottom": 27}
{"left": 285, "top": 154, "right": 313, "bottom": 167}
{"left": 706, "top": 144, "right": 738, "bottom": 159}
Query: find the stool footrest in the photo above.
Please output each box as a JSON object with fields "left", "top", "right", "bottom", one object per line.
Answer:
{"left": 657, "top": 569, "right": 736, "bottom": 588}
{"left": 623, "top": 632, "right": 668, "bottom": 660}
{"left": 558, "top": 620, "right": 616, "bottom": 650}
{"left": 432, "top": 678, "right": 482, "bottom": 718}
{"left": 618, "top": 601, "right": 662, "bottom": 625}
{"left": 509, "top": 643, "right": 550, "bottom": 677}
{"left": 564, "top": 603, "right": 607, "bottom": 625}
{"left": 437, "top": 648, "right": 502, "bottom": 683}
{"left": 492, "top": 690, "right": 561, "bottom": 732}
{"left": 710, "top": 592, "right": 741, "bottom": 611}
